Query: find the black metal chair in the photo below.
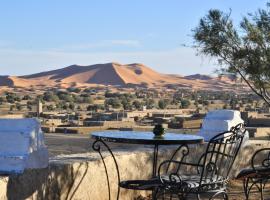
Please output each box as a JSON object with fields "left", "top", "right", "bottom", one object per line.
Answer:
{"left": 236, "top": 148, "right": 270, "bottom": 200}
{"left": 120, "top": 124, "right": 246, "bottom": 199}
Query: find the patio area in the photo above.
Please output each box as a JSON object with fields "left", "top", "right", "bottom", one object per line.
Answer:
{"left": 0, "top": 133, "right": 268, "bottom": 200}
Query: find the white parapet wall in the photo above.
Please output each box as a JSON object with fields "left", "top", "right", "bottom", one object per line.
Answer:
{"left": 0, "top": 118, "right": 48, "bottom": 174}
{"left": 198, "top": 109, "right": 245, "bottom": 141}
{"left": 0, "top": 140, "right": 268, "bottom": 200}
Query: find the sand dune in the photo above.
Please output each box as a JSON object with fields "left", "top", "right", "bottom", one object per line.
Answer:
{"left": 0, "top": 76, "right": 14, "bottom": 87}
{"left": 0, "top": 62, "right": 246, "bottom": 90}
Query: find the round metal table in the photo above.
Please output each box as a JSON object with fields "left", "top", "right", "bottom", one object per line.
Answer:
{"left": 91, "top": 131, "right": 204, "bottom": 200}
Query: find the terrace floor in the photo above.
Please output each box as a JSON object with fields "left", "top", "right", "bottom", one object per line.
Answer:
{"left": 44, "top": 133, "right": 270, "bottom": 200}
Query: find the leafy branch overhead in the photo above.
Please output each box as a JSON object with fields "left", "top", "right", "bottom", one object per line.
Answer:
{"left": 193, "top": 3, "right": 270, "bottom": 105}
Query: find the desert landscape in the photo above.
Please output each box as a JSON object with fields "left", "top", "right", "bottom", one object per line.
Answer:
{"left": 0, "top": 62, "right": 247, "bottom": 91}
{"left": 1, "top": 1, "right": 270, "bottom": 199}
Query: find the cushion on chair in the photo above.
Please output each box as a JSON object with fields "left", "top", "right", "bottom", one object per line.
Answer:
{"left": 120, "top": 174, "right": 225, "bottom": 192}
{"left": 120, "top": 178, "right": 161, "bottom": 191}
{"left": 236, "top": 167, "right": 270, "bottom": 180}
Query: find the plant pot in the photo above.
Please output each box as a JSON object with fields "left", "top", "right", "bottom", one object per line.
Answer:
{"left": 153, "top": 124, "right": 165, "bottom": 136}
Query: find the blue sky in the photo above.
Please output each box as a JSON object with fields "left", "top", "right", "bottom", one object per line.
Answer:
{"left": 0, "top": 0, "right": 267, "bottom": 76}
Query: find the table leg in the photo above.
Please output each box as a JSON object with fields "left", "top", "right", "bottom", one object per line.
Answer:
{"left": 152, "top": 144, "right": 189, "bottom": 176}
{"left": 152, "top": 144, "right": 189, "bottom": 199}
{"left": 92, "top": 139, "right": 120, "bottom": 200}
{"left": 152, "top": 144, "right": 159, "bottom": 178}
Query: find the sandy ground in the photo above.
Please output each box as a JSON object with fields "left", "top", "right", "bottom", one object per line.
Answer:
{"left": 44, "top": 133, "right": 140, "bottom": 157}
{"left": 45, "top": 133, "right": 92, "bottom": 157}
{"left": 44, "top": 133, "right": 270, "bottom": 199}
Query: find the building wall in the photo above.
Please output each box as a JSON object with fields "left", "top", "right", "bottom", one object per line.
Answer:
{"left": 248, "top": 118, "right": 270, "bottom": 127}
{"left": 0, "top": 114, "right": 24, "bottom": 119}
{"left": 182, "top": 119, "right": 202, "bottom": 129}
{"left": 247, "top": 127, "right": 270, "bottom": 138}
{"left": 169, "top": 119, "right": 202, "bottom": 129}
{"left": 55, "top": 121, "right": 135, "bottom": 134}
{"left": 241, "top": 111, "right": 258, "bottom": 123}
{"left": 43, "top": 119, "right": 63, "bottom": 126}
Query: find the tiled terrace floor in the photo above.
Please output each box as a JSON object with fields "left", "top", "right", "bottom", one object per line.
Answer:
{"left": 228, "top": 180, "right": 270, "bottom": 200}
{"left": 135, "top": 184, "right": 270, "bottom": 199}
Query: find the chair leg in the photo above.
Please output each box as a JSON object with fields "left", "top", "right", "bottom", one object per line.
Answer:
{"left": 223, "top": 192, "right": 229, "bottom": 200}
{"left": 162, "top": 190, "right": 166, "bottom": 200}
{"left": 177, "top": 193, "right": 187, "bottom": 200}
{"left": 259, "top": 180, "right": 264, "bottom": 200}
{"left": 243, "top": 177, "right": 266, "bottom": 200}
{"left": 209, "top": 190, "right": 228, "bottom": 200}
{"left": 243, "top": 178, "right": 250, "bottom": 200}
{"left": 152, "top": 188, "right": 160, "bottom": 200}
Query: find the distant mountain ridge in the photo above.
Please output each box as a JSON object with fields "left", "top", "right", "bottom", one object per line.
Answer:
{"left": 0, "top": 62, "right": 246, "bottom": 91}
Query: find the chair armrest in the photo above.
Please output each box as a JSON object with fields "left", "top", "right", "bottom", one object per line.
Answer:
{"left": 251, "top": 148, "right": 270, "bottom": 173}
{"left": 157, "top": 160, "right": 203, "bottom": 184}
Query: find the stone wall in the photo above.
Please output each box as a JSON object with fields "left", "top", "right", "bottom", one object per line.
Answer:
{"left": 247, "top": 127, "right": 270, "bottom": 138}
{"left": 0, "top": 141, "right": 269, "bottom": 200}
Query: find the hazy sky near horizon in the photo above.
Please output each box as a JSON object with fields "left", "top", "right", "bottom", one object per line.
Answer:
{"left": 0, "top": 0, "right": 267, "bottom": 76}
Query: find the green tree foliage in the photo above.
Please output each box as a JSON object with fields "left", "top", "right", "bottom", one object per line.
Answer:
{"left": 43, "top": 92, "right": 59, "bottom": 102}
{"left": 57, "top": 91, "right": 74, "bottom": 102}
{"left": 145, "top": 98, "right": 155, "bottom": 109}
{"left": 83, "top": 88, "right": 97, "bottom": 94}
{"left": 22, "top": 95, "right": 31, "bottom": 100}
{"left": 6, "top": 92, "right": 20, "bottom": 103}
{"left": 77, "top": 105, "right": 82, "bottom": 111}
{"left": 75, "top": 94, "right": 94, "bottom": 104}
{"left": 10, "top": 105, "right": 15, "bottom": 111}
{"left": 69, "top": 103, "right": 75, "bottom": 110}
{"left": 27, "top": 104, "right": 32, "bottom": 111}
{"left": 105, "top": 91, "right": 119, "bottom": 98}
{"left": 202, "top": 100, "right": 209, "bottom": 106}
{"left": 62, "top": 104, "right": 68, "bottom": 110}
{"left": 67, "top": 87, "right": 81, "bottom": 93}
{"left": 0, "top": 97, "right": 5, "bottom": 104}
{"left": 121, "top": 98, "right": 132, "bottom": 110}
{"left": 105, "top": 93, "right": 135, "bottom": 110}
{"left": 16, "top": 103, "right": 22, "bottom": 111}
{"left": 96, "top": 95, "right": 104, "bottom": 100}
{"left": 158, "top": 99, "right": 169, "bottom": 109}
{"left": 193, "top": 3, "right": 270, "bottom": 105}
{"left": 132, "top": 100, "right": 142, "bottom": 110}
{"left": 47, "top": 105, "right": 55, "bottom": 111}
{"left": 180, "top": 99, "right": 190, "bottom": 108}
{"left": 197, "top": 99, "right": 203, "bottom": 105}
{"left": 87, "top": 104, "right": 104, "bottom": 112}
{"left": 105, "top": 98, "right": 121, "bottom": 109}
{"left": 229, "top": 98, "right": 238, "bottom": 109}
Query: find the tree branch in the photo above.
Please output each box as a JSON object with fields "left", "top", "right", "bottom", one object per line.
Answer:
{"left": 219, "top": 53, "right": 265, "bottom": 98}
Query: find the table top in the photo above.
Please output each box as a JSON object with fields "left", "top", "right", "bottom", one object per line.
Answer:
{"left": 91, "top": 131, "right": 204, "bottom": 145}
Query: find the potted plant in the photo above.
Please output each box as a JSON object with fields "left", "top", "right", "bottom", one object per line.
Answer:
{"left": 153, "top": 124, "right": 165, "bottom": 137}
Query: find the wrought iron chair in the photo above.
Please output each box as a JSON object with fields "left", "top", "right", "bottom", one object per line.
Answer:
{"left": 120, "top": 124, "right": 246, "bottom": 199}
{"left": 236, "top": 148, "right": 270, "bottom": 200}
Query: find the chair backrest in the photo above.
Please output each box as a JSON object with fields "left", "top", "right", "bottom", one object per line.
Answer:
{"left": 198, "top": 123, "right": 246, "bottom": 185}
{"left": 251, "top": 148, "right": 270, "bottom": 172}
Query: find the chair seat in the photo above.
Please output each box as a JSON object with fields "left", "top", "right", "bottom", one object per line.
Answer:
{"left": 119, "top": 175, "right": 225, "bottom": 192}
{"left": 236, "top": 167, "right": 270, "bottom": 180}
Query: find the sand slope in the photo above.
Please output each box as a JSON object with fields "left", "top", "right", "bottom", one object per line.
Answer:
{"left": 0, "top": 62, "right": 246, "bottom": 90}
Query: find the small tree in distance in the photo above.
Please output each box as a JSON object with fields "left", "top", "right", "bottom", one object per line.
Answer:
{"left": 180, "top": 99, "right": 190, "bottom": 108}
{"left": 193, "top": 3, "right": 270, "bottom": 106}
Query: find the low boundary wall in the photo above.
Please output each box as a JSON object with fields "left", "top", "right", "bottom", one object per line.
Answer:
{"left": 0, "top": 141, "right": 269, "bottom": 200}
